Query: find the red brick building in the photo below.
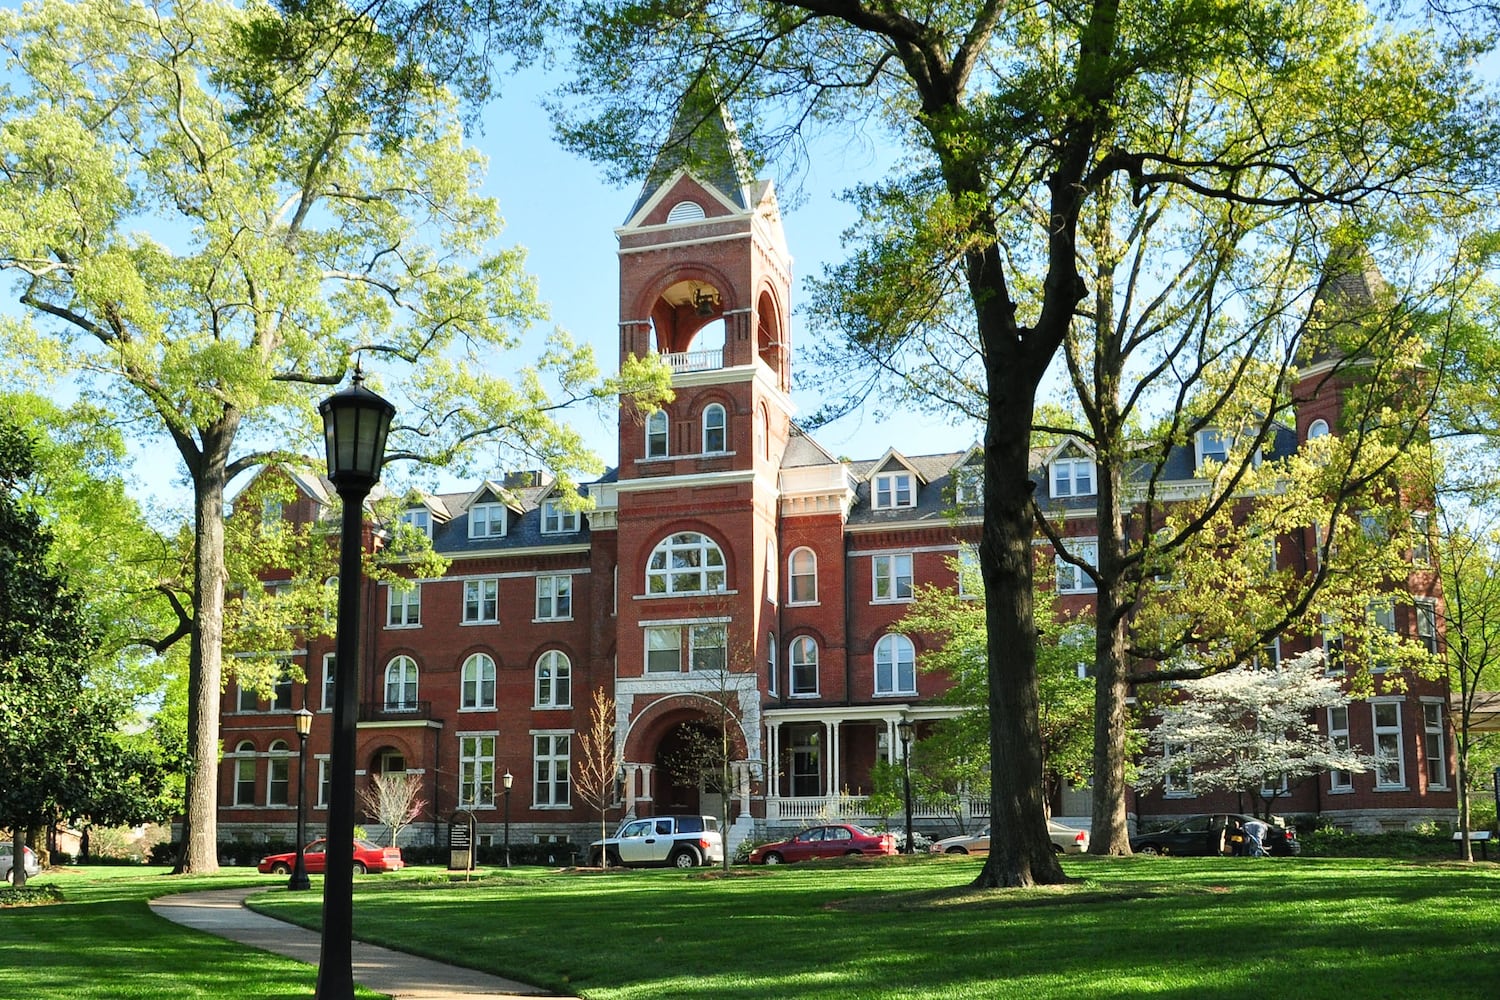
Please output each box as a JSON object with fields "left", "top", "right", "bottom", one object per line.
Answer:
{"left": 216, "top": 122, "right": 1455, "bottom": 857}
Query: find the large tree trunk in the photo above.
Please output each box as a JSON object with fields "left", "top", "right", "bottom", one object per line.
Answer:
{"left": 178, "top": 418, "right": 238, "bottom": 873}
{"left": 1090, "top": 463, "right": 1135, "bottom": 855}
{"left": 974, "top": 296, "right": 1068, "bottom": 888}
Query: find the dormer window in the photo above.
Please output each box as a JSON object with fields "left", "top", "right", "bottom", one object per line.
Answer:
{"left": 1050, "top": 457, "right": 1095, "bottom": 498}
{"left": 954, "top": 466, "right": 982, "bottom": 505}
{"left": 872, "top": 472, "right": 915, "bottom": 510}
{"left": 400, "top": 508, "right": 432, "bottom": 538}
{"left": 541, "top": 499, "right": 578, "bottom": 534}
{"left": 1195, "top": 429, "right": 1230, "bottom": 470}
{"left": 469, "top": 502, "right": 507, "bottom": 539}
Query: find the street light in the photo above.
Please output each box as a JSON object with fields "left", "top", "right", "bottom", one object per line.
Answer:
{"left": 289, "top": 707, "right": 315, "bottom": 891}
{"left": 897, "top": 718, "right": 916, "bottom": 856}
{"left": 502, "top": 770, "right": 514, "bottom": 869}
{"left": 314, "top": 366, "right": 394, "bottom": 1000}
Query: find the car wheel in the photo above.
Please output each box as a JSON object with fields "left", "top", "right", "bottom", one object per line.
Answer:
{"left": 586, "top": 848, "right": 602, "bottom": 867}
{"left": 1051, "top": 844, "right": 1063, "bottom": 854}
{"left": 1136, "top": 844, "right": 1162, "bottom": 856}
{"left": 606, "top": 849, "right": 623, "bottom": 868}
{"left": 762, "top": 852, "right": 784, "bottom": 865}
{"left": 945, "top": 846, "right": 969, "bottom": 855}
{"left": 270, "top": 861, "right": 292, "bottom": 876}
{"left": 352, "top": 861, "right": 368, "bottom": 874}
{"left": 670, "top": 849, "right": 699, "bottom": 869}
{"left": 3, "top": 869, "right": 13, "bottom": 885}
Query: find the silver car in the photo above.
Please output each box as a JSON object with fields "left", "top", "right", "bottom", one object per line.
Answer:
{"left": 929, "top": 820, "right": 1090, "bottom": 855}
{"left": 1, "top": 844, "right": 41, "bottom": 883}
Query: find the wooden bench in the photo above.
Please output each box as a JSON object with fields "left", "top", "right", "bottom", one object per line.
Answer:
{"left": 1453, "top": 830, "right": 1492, "bottom": 860}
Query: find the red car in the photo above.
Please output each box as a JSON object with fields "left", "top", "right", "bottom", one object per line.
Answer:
{"left": 748, "top": 824, "right": 899, "bottom": 864}
{"left": 257, "top": 838, "right": 404, "bottom": 875}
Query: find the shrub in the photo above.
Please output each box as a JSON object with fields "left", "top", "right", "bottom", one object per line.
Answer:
{"left": 0, "top": 883, "right": 64, "bottom": 907}
{"left": 1299, "top": 826, "right": 1457, "bottom": 859}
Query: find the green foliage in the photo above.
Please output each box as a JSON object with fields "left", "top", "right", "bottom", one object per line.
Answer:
{"left": 0, "top": 882, "right": 64, "bottom": 907}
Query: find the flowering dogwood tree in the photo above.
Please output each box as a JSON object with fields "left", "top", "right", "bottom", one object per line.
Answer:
{"left": 1135, "top": 651, "right": 1372, "bottom": 818}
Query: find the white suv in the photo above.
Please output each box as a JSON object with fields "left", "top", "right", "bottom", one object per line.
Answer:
{"left": 587, "top": 815, "right": 724, "bottom": 868}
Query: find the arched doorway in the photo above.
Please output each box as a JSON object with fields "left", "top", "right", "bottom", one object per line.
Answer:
{"left": 654, "top": 720, "right": 729, "bottom": 818}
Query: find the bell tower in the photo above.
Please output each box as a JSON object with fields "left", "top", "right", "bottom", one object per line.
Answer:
{"left": 606, "top": 96, "right": 793, "bottom": 819}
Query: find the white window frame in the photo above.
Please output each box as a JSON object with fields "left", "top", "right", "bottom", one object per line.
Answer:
{"left": 533, "top": 732, "right": 571, "bottom": 808}
{"left": 1415, "top": 599, "right": 1438, "bottom": 654}
{"left": 233, "top": 741, "right": 257, "bottom": 805}
{"left": 767, "top": 632, "right": 778, "bottom": 696}
{"left": 321, "top": 652, "right": 336, "bottom": 712}
{"left": 1050, "top": 456, "right": 1096, "bottom": 498}
{"left": 535, "top": 650, "right": 572, "bottom": 708}
{"left": 645, "top": 626, "right": 682, "bottom": 673}
{"left": 267, "top": 740, "right": 291, "bottom": 806}
{"left": 1195, "top": 428, "right": 1230, "bottom": 470}
{"left": 236, "top": 682, "right": 259, "bottom": 713}
{"left": 872, "top": 471, "right": 916, "bottom": 510}
{"left": 463, "top": 578, "right": 499, "bottom": 625}
{"left": 399, "top": 507, "right": 432, "bottom": 538}
{"left": 690, "top": 624, "right": 727, "bottom": 672}
{"left": 536, "top": 574, "right": 573, "bottom": 621}
{"left": 386, "top": 584, "right": 421, "bottom": 628}
{"left": 765, "top": 538, "right": 777, "bottom": 606}
{"left": 458, "top": 733, "right": 496, "bottom": 808}
{"left": 384, "top": 655, "right": 419, "bottom": 712}
{"left": 789, "top": 636, "right": 819, "bottom": 696}
{"left": 1369, "top": 598, "right": 1396, "bottom": 672}
{"left": 1328, "top": 705, "right": 1352, "bottom": 791}
{"left": 646, "top": 410, "right": 668, "bottom": 458}
{"left": 872, "top": 552, "right": 914, "bottom": 603}
{"left": 953, "top": 465, "right": 982, "bottom": 505}
{"left": 469, "top": 502, "right": 507, "bottom": 539}
{"left": 646, "top": 532, "right": 727, "bottom": 595}
{"left": 1411, "top": 512, "right": 1432, "bottom": 564}
{"left": 1422, "top": 699, "right": 1448, "bottom": 789}
{"left": 461, "top": 653, "right": 496, "bottom": 711}
{"left": 1055, "top": 539, "right": 1098, "bottom": 595}
{"left": 702, "top": 403, "right": 727, "bottom": 454}
{"left": 1372, "top": 700, "right": 1406, "bottom": 789}
{"left": 957, "top": 544, "right": 980, "bottom": 599}
{"left": 316, "top": 756, "right": 330, "bottom": 809}
{"left": 540, "top": 499, "right": 579, "bottom": 534}
{"left": 788, "top": 547, "right": 818, "bottom": 605}
{"left": 874, "top": 634, "right": 917, "bottom": 696}
{"left": 1306, "top": 418, "right": 1330, "bottom": 440}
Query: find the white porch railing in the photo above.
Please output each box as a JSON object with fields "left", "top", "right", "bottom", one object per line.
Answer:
{"left": 765, "top": 795, "right": 989, "bottom": 825}
{"left": 663, "top": 349, "right": 723, "bottom": 373}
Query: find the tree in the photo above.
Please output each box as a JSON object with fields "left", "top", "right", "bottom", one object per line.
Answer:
{"left": 1134, "top": 651, "right": 1372, "bottom": 817}
{"left": 1435, "top": 510, "right": 1500, "bottom": 859}
{"left": 358, "top": 772, "right": 426, "bottom": 847}
{"left": 552, "top": 0, "right": 1498, "bottom": 885}
{"left": 0, "top": 0, "right": 668, "bottom": 872}
{"left": 572, "top": 686, "right": 622, "bottom": 867}
{"left": 0, "top": 417, "right": 165, "bottom": 887}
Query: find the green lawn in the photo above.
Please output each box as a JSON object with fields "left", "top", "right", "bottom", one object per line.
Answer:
{"left": 5, "top": 856, "right": 1499, "bottom": 999}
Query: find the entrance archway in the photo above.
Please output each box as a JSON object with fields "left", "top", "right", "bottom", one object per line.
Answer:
{"left": 654, "top": 720, "right": 728, "bottom": 817}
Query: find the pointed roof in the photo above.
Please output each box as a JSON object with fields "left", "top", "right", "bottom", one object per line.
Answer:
{"left": 626, "top": 84, "right": 758, "bottom": 223}
{"left": 1297, "top": 243, "right": 1391, "bottom": 367}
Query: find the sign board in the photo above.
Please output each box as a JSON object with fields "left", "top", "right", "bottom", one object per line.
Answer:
{"left": 448, "top": 810, "right": 476, "bottom": 872}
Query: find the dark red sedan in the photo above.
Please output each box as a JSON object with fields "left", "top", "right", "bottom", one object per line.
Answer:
{"left": 257, "top": 838, "right": 404, "bottom": 875}
{"left": 748, "top": 824, "right": 899, "bottom": 864}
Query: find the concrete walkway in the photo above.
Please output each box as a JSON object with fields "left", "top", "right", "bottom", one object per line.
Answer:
{"left": 150, "top": 887, "right": 577, "bottom": 999}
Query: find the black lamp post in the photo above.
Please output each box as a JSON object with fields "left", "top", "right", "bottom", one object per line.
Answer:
{"left": 502, "top": 770, "right": 514, "bottom": 868}
{"left": 897, "top": 718, "right": 916, "bottom": 856}
{"left": 314, "top": 367, "right": 394, "bottom": 1000}
{"left": 289, "top": 706, "right": 315, "bottom": 891}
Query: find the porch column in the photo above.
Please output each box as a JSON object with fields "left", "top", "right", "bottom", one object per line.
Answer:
{"left": 638, "top": 763, "right": 655, "bottom": 808}
{"left": 738, "top": 760, "right": 752, "bottom": 816}
{"left": 828, "top": 720, "right": 842, "bottom": 801}
{"left": 623, "top": 763, "right": 639, "bottom": 816}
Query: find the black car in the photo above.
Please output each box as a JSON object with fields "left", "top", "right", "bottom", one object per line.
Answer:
{"left": 1130, "top": 813, "right": 1300, "bottom": 857}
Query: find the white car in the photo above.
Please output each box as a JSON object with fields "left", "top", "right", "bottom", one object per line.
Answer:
{"left": 929, "top": 821, "right": 1089, "bottom": 856}
{"left": 1, "top": 844, "right": 41, "bottom": 883}
{"left": 586, "top": 814, "right": 725, "bottom": 868}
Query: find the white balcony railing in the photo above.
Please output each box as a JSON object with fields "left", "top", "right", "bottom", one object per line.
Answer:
{"left": 663, "top": 349, "right": 724, "bottom": 373}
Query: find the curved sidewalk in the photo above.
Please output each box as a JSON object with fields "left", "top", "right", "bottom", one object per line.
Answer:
{"left": 151, "top": 887, "right": 576, "bottom": 999}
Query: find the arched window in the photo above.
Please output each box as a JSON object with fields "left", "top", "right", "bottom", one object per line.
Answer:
{"left": 765, "top": 538, "right": 777, "bottom": 605}
{"left": 703, "top": 403, "right": 727, "bottom": 453}
{"left": 267, "top": 740, "right": 290, "bottom": 805}
{"left": 536, "top": 650, "right": 572, "bottom": 708}
{"left": 461, "top": 653, "right": 496, "bottom": 710}
{"left": 790, "top": 636, "right": 819, "bottom": 696}
{"left": 384, "top": 655, "right": 418, "bottom": 712}
{"left": 233, "top": 740, "right": 257, "bottom": 806}
{"left": 646, "top": 410, "right": 668, "bottom": 458}
{"left": 1307, "top": 418, "right": 1330, "bottom": 440}
{"left": 646, "top": 532, "right": 727, "bottom": 594}
{"left": 756, "top": 404, "right": 770, "bottom": 461}
{"left": 666, "top": 200, "right": 706, "bottom": 222}
{"left": 875, "top": 634, "right": 916, "bottom": 696}
{"left": 788, "top": 547, "right": 818, "bottom": 604}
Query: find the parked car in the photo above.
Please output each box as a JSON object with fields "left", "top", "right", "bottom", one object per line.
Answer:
{"left": 587, "top": 815, "right": 724, "bottom": 868}
{"left": 1130, "top": 813, "right": 1300, "bottom": 857}
{"left": 1, "top": 844, "right": 41, "bottom": 883}
{"left": 929, "top": 820, "right": 1090, "bottom": 856}
{"left": 749, "top": 824, "right": 899, "bottom": 864}
{"left": 256, "top": 838, "right": 404, "bottom": 875}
